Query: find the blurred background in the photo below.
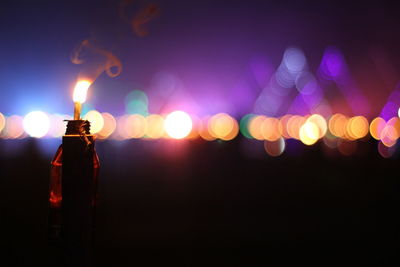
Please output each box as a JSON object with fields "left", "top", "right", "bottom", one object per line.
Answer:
{"left": 1, "top": 0, "right": 400, "bottom": 265}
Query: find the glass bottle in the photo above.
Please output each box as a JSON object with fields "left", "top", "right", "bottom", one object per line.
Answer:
{"left": 48, "top": 120, "right": 100, "bottom": 244}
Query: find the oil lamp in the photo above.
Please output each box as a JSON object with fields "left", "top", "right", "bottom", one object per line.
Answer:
{"left": 48, "top": 80, "right": 100, "bottom": 266}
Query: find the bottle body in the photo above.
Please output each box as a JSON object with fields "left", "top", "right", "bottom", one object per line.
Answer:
{"left": 48, "top": 142, "right": 100, "bottom": 243}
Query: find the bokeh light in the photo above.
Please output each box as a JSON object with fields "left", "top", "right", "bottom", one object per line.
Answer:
{"left": 275, "top": 68, "right": 295, "bottom": 91}
{"left": 248, "top": 115, "right": 266, "bottom": 140}
{"left": 0, "top": 107, "right": 397, "bottom": 158}
{"left": 380, "top": 125, "right": 398, "bottom": 147}
{"left": 223, "top": 120, "right": 239, "bottom": 141}
{"left": 261, "top": 117, "right": 281, "bottom": 141}
{"left": 145, "top": 114, "right": 165, "bottom": 139}
{"left": 380, "top": 101, "right": 398, "bottom": 121}
{"left": 98, "top": 113, "right": 116, "bottom": 139}
{"left": 264, "top": 137, "right": 285, "bottom": 156}
{"left": 299, "top": 121, "right": 320, "bottom": 145}
{"left": 115, "top": 115, "right": 130, "bottom": 140}
{"left": 125, "top": 90, "right": 149, "bottom": 116}
{"left": 319, "top": 47, "right": 344, "bottom": 79}
{"left": 125, "top": 114, "right": 147, "bottom": 138}
{"left": 198, "top": 116, "right": 215, "bottom": 141}
{"left": 240, "top": 114, "right": 255, "bottom": 139}
{"left": 337, "top": 139, "right": 357, "bottom": 156}
{"left": 0, "top": 112, "right": 6, "bottom": 133}
{"left": 83, "top": 110, "right": 104, "bottom": 134}
{"left": 295, "top": 71, "right": 317, "bottom": 95}
{"left": 378, "top": 117, "right": 400, "bottom": 147}
{"left": 47, "top": 114, "right": 68, "bottom": 138}
{"left": 387, "top": 117, "right": 400, "bottom": 136}
{"left": 278, "top": 114, "right": 292, "bottom": 139}
{"left": 306, "top": 114, "right": 327, "bottom": 139}
{"left": 369, "top": 117, "right": 386, "bottom": 140}
{"left": 347, "top": 116, "right": 369, "bottom": 140}
{"left": 208, "top": 113, "right": 239, "bottom": 141}
{"left": 2, "top": 115, "right": 24, "bottom": 139}
{"left": 283, "top": 47, "right": 306, "bottom": 74}
{"left": 378, "top": 141, "right": 396, "bottom": 158}
{"left": 328, "top": 113, "right": 348, "bottom": 138}
{"left": 23, "top": 111, "right": 50, "bottom": 138}
{"left": 286, "top": 115, "right": 305, "bottom": 140}
{"left": 186, "top": 114, "right": 200, "bottom": 140}
{"left": 164, "top": 111, "right": 193, "bottom": 139}
{"left": 323, "top": 133, "right": 338, "bottom": 149}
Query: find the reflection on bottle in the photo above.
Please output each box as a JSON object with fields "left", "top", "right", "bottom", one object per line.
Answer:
{"left": 48, "top": 145, "right": 63, "bottom": 242}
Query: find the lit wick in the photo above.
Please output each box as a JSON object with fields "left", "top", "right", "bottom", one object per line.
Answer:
{"left": 72, "top": 80, "right": 91, "bottom": 120}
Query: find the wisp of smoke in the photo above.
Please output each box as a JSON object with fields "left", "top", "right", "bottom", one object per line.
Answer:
{"left": 119, "top": 0, "right": 160, "bottom": 37}
{"left": 71, "top": 39, "right": 122, "bottom": 81}
{"left": 71, "top": 1, "right": 160, "bottom": 83}
{"left": 132, "top": 4, "right": 160, "bottom": 36}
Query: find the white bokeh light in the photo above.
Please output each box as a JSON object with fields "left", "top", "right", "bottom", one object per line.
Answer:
{"left": 164, "top": 111, "right": 193, "bottom": 139}
{"left": 283, "top": 47, "right": 306, "bottom": 74}
{"left": 83, "top": 110, "right": 104, "bottom": 134}
{"left": 23, "top": 111, "right": 50, "bottom": 138}
{"left": 299, "top": 121, "right": 320, "bottom": 145}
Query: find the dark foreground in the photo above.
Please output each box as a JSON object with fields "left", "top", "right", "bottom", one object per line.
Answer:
{"left": 1, "top": 138, "right": 399, "bottom": 266}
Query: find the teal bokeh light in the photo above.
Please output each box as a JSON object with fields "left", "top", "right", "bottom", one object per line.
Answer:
{"left": 125, "top": 90, "right": 149, "bottom": 116}
{"left": 240, "top": 114, "right": 255, "bottom": 139}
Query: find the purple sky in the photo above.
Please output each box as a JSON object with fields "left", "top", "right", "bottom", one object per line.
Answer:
{"left": 0, "top": 0, "right": 399, "bottom": 119}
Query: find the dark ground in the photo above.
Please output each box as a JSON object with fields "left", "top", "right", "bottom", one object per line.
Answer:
{"left": 0, "top": 137, "right": 399, "bottom": 266}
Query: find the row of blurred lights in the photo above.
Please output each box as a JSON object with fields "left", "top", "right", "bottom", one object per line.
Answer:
{"left": 0, "top": 110, "right": 399, "bottom": 157}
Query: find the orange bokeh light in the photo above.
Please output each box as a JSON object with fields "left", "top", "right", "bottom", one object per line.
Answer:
{"left": 347, "top": 116, "right": 369, "bottom": 140}
{"left": 198, "top": 116, "right": 215, "bottom": 141}
{"left": 145, "top": 114, "right": 165, "bottom": 139}
{"left": 98, "top": 112, "right": 116, "bottom": 139}
{"left": 328, "top": 113, "right": 348, "bottom": 138}
{"left": 369, "top": 117, "right": 386, "bottom": 140}
{"left": 248, "top": 115, "right": 266, "bottom": 140}
{"left": 278, "top": 114, "right": 292, "bottom": 139}
{"left": 286, "top": 115, "right": 306, "bottom": 140}
{"left": 185, "top": 114, "right": 200, "bottom": 140}
{"left": 261, "top": 117, "right": 281, "bottom": 141}
{"left": 208, "top": 113, "right": 238, "bottom": 140}
{"left": 125, "top": 114, "right": 147, "bottom": 138}
{"left": 387, "top": 117, "right": 400, "bottom": 136}
{"left": 114, "top": 115, "right": 130, "bottom": 140}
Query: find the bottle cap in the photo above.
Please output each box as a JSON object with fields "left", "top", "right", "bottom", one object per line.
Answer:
{"left": 64, "top": 120, "right": 91, "bottom": 135}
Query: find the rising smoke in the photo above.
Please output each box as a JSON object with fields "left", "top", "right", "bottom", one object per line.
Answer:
{"left": 71, "top": 0, "right": 160, "bottom": 82}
